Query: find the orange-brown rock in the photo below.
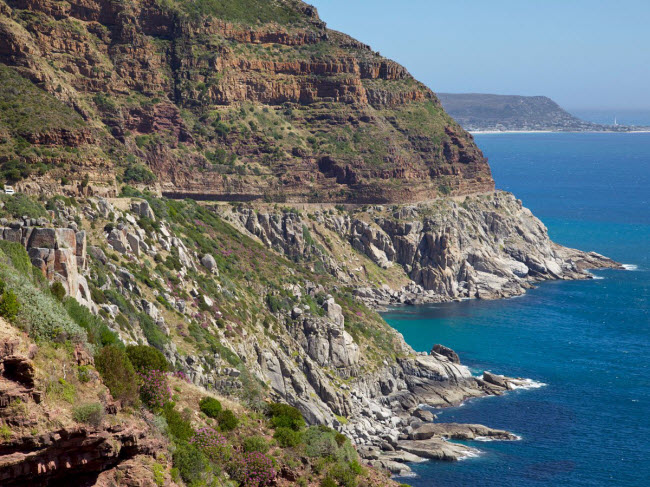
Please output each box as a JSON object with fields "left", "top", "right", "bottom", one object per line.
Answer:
{"left": 0, "top": 0, "right": 494, "bottom": 203}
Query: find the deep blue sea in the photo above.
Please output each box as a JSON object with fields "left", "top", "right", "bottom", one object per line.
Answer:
{"left": 387, "top": 132, "right": 650, "bottom": 487}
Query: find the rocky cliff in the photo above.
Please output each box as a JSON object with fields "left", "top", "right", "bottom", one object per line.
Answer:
{"left": 0, "top": 0, "right": 492, "bottom": 202}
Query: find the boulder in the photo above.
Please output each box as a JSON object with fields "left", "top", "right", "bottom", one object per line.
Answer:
{"left": 431, "top": 344, "right": 460, "bottom": 364}
{"left": 200, "top": 254, "right": 218, "bottom": 273}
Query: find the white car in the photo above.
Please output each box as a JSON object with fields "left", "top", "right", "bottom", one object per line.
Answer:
{"left": 3, "top": 185, "right": 15, "bottom": 195}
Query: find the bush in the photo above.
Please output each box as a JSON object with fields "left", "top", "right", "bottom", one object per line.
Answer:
{"left": 172, "top": 442, "right": 208, "bottom": 485}
{"left": 50, "top": 282, "right": 66, "bottom": 302}
{"left": 163, "top": 404, "right": 194, "bottom": 442}
{"left": 126, "top": 345, "right": 169, "bottom": 373}
{"left": 0, "top": 290, "right": 19, "bottom": 321}
{"left": 46, "top": 377, "right": 76, "bottom": 403}
{"left": 72, "top": 403, "right": 104, "bottom": 428}
{"left": 138, "top": 369, "right": 172, "bottom": 410}
{"left": 0, "top": 257, "right": 88, "bottom": 342}
{"left": 227, "top": 451, "right": 276, "bottom": 487}
{"left": 217, "top": 409, "right": 239, "bottom": 432}
{"left": 77, "top": 365, "right": 92, "bottom": 383}
{"left": 0, "top": 241, "right": 32, "bottom": 275}
{"left": 267, "top": 402, "right": 305, "bottom": 431}
{"left": 273, "top": 427, "right": 302, "bottom": 448}
{"left": 94, "top": 345, "right": 138, "bottom": 406}
{"left": 303, "top": 426, "right": 356, "bottom": 463}
{"left": 189, "top": 426, "right": 232, "bottom": 464}
{"left": 199, "top": 396, "right": 222, "bottom": 418}
{"left": 328, "top": 461, "right": 360, "bottom": 487}
{"left": 242, "top": 435, "right": 269, "bottom": 454}
{"left": 64, "top": 297, "right": 118, "bottom": 347}
{"left": 124, "top": 163, "right": 155, "bottom": 184}
{"left": 321, "top": 478, "right": 337, "bottom": 487}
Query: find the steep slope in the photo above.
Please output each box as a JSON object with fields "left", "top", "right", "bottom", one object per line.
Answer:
{"left": 0, "top": 0, "right": 492, "bottom": 202}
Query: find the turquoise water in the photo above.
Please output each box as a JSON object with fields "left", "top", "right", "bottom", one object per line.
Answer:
{"left": 387, "top": 133, "right": 650, "bottom": 487}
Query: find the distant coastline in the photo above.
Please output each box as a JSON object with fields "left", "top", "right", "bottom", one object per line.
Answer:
{"left": 470, "top": 129, "right": 650, "bottom": 134}
{"left": 438, "top": 93, "right": 650, "bottom": 133}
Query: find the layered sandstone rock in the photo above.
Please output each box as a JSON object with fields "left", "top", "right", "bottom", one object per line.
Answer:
{"left": 0, "top": 0, "right": 493, "bottom": 202}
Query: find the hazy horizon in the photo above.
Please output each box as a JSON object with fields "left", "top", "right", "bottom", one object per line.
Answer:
{"left": 310, "top": 0, "right": 650, "bottom": 112}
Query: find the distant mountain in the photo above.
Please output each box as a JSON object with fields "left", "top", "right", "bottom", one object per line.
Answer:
{"left": 437, "top": 93, "right": 642, "bottom": 132}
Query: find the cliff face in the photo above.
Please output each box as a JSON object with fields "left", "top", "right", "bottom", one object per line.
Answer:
{"left": 0, "top": 0, "right": 493, "bottom": 202}
{"left": 224, "top": 192, "right": 621, "bottom": 304}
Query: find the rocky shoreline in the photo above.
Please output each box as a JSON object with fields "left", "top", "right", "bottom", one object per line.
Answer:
{"left": 220, "top": 191, "right": 622, "bottom": 474}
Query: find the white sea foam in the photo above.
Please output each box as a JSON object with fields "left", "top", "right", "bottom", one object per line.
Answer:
{"left": 474, "top": 434, "right": 522, "bottom": 442}
{"left": 509, "top": 378, "right": 547, "bottom": 390}
{"left": 589, "top": 274, "right": 605, "bottom": 280}
{"left": 458, "top": 449, "right": 482, "bottom": 460}
{"left": 622, "top": 264, "right": 638, "bottom": 271}
{"left": 394, "top": 471, "right": 418, "bottom": 478}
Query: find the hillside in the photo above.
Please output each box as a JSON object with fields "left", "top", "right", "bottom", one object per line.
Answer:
{"left": 0, "top": 0, "right": 493, "bottom": 203}
{"left": 437, "top": 93, "right": 638, "bottom": 132}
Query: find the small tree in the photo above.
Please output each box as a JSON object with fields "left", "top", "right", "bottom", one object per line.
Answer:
{"left": 94, "top": 345, "right": 138, "bottom": 406}
{"left": 126, "top": 345, "right": 169, "bottom": 373}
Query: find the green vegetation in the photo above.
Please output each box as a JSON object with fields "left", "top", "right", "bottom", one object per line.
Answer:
{"left": 72, "top": 403, "right": 104, "bottom": 428}
{"left": 0, "top": 65, "right": 85, "bottom": 135}
{"left": 94, "top": 345, "right": 139, "bottom": 406}
{"left": 267, "top": 402, "right": 306, "bottom": 431}
{"left": 217, "top": 409, "right": 239, "bottom": 431}
{"left": 123, "top": 163, "right": 156, "bottom": 184}
{"left": 158, "top": 0, "right": 303, "bottom": 25}
{"left": 199, "top": 396, "right": 222, "bottom": 418}
{"left": 0, "top": 195, "right": 47, "bottom": 220}
{"left": 126, "top": 345, "right": 170, "bottom": 373}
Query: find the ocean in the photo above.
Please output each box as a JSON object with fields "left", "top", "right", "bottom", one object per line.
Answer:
{"left": 386, "top": 132, "right": 650, "bottom": 487}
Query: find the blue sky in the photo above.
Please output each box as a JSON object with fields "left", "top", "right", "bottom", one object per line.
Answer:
{"left": 309, "top": 1, "right": 650, "bottom": 110}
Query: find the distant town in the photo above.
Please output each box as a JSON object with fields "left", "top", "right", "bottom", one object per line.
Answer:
{"left": 437, "top": 93, "right": 649, "bottom": 132}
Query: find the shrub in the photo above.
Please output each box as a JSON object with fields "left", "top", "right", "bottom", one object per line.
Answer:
{"left": 50, "top": 282, "right": 66, "bottom": 301}
{"left": 328, "top": 461, "right": 359, "bottom": 487}
{"left": 77, "top": 365, "right": 92, "bottom": 383}
{"left": 0, "top": 261, "right": 86, "bottom": 341}
{"left": 217, "top": 409, "right": 239, "bottom": 432}
{"left": 199, "top": 396, "right": 222, "bottom": 418}
{"left": 0, "top": 241, "right": 32, "bottom": 275}
{"left": 138, "top": 312, "right": 168, "bottom": 350}
{"left": 243, "top": 436, "right": 269, "bottom": 454}
{"left": 0, "top": 290, "right": 19, "bottom": 321}
{"left": 189, "top": 427, "right": 232, "bottom": 464}
{"left": 46, "top": 378, "right": 76, "bottom": 403}
{"left": 152, "top": 462, "right": 165, "bottom": 487}
{"left": 267, "top": 402, "right": 305, "bottom": 431}
{"left": 126, "top": 345, "right": 169, "bottom": 373}
{"left": 138, "top": 369, "right": 172, "bottom": 410}
{"left": 64, "top": 297, "right": 118, "bottom": 346}
{"left": 303, "top": 426, "right": 356, "bottom": 463}
{"left": 321, "top": 478, "right": 337, "bottom": 487}
{"left": 172, "top": 442, "right": 208, "bottom": 485}
{"left": 94, "top": 345, "right": 138, "bottom": 406}
{"left": 227, "top": 451, "right": 276, "bottom": 487}
{"left": 72, "top": 403, "right": 104, "bottom": 428}
{"left": 163, "top": 404, "right": 194, "bottom": 442}
{"left": 124, "top": 163, "right": 155, "bottom": 184}
{"left": 273, "top": 427, "right": 302, "bottom": 448}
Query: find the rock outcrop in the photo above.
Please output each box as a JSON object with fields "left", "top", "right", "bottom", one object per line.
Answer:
{"left": 0, "top": 220, "right": 92, "bottom": 308}
{"left": 225, "top": 191, "right": 621, "bottom": 305}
